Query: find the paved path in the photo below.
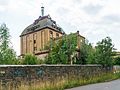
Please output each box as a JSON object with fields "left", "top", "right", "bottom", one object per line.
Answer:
{"left": 66, "top": 79, "right": 120, "bottom": 90}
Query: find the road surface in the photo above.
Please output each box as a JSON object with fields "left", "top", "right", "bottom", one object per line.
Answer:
{"left": 66, "top": 79, "right": 120, "bottom": 90}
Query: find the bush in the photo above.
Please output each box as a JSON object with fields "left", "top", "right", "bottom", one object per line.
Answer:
{"left": 22, "top": 54, "right": 38, "bottom": 65}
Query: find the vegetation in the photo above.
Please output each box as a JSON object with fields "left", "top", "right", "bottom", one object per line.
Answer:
{"left": 0, "top": 23, "right": 17, "bottom": 64}
{"left": 94, "top": 37, "right": 114, "bottom": 66}
{"left": 17, "top": 72, "right": 120, "bottom": 90}
{"left": 81, "top": 37, "right": 115, "bottom": 67}
{"left": 45, "top": 35, "right": 115, "bottom": 67}
{"left": 79, "top": 43, "right": 95, "bottom": 64}
{"left": 114, "top": 57, "right": 120, "bottom": 65}
{"left": 45, "top": 33, "right": 78, "bottom": 64}
{"left": 22, "top": 54, "right": 38, "bottom": 65}
{"left": 80, "top": 37, "right": 114, "bottom": 66}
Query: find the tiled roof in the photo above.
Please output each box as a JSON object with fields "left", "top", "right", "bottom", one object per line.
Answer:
{"left": 20, "top": 15, "right": 65, "bottom": 36}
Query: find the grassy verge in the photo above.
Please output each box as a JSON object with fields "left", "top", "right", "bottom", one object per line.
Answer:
{"left": 18, "top": 72, "right": 120, "bottom": 90}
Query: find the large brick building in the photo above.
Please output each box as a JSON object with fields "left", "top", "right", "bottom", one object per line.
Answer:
{"left": 20, "top": 7, "right": 85, "bottom": 59}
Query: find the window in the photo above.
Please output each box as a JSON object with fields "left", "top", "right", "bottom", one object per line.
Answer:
{"left": 56, "top": 33, "right": 59, "bottom": 38}
{"left": 34, "top": 47, "right": 37, "bottom": 51}
{"left": 34, "top": 40, "right": 36, "bottom": 44}
{"left": 33, "top": 33, "right": 37, "bottom": 51}
{"left": 50, "top": 31, "right": 53, "bottom": 39}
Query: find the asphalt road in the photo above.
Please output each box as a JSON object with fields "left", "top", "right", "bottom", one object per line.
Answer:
{"left": 66, "top": 79, "right": 120, "bottom": 90}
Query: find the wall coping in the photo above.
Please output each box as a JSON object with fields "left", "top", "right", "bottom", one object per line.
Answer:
{"left": 0, "top": 64, "right": 101, "bottom": 67}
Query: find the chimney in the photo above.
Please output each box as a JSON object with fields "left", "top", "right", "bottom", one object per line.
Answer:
{"left": 77, "top": 31, "right": 79, "bottom": 35}
{"left": 41, "top": 6, "right": 44, "bottom": 16}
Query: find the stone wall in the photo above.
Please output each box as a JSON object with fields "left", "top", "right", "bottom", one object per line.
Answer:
{"left": 0, "top": 65, "right": 111, "bottom": 89}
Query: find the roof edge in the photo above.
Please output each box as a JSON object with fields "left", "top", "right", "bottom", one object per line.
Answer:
{"left": 20, "top": 26, "right": 64, "bottom": 37}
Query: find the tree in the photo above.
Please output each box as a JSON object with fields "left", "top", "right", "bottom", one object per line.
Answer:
{"left": 95, "top": 37, "right": 114, "bottom": 67}
{"left": 0, "top": 23, "right": 17, "bottom": 64}
{"left": 2, "top": 48, "right": 17, "bottom": 64}
{"left": 0, "top": 24, "right": 9, "bottom": 50}
{"left": 78, "top": 42, "right": 95, "bottom": 64}
{"left": 83, "top": 43, "right": 95, "bottom": 64}
{"left": 45, "top": 33, "right": 77, "bottom": 64}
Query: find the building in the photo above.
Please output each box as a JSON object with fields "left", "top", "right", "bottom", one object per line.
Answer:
{"left": 20, "top": 7, "right": 85, "bottom": 59}
{"left": 20, "top": 7, "right": 65, "bottom": 56}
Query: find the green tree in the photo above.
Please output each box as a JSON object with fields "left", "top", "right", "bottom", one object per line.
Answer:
{"left": 0, "top": 23, "right": 17, "bottom": 64}
{"left": 95, "top": 37, "right": 114, "bottom": 67}
{"left": 1, "top": 48, "right": 17, "bottom": 64}
{"left": 0, "top": 24, "right": 9, "bottom": 50}
{"left": 45, "top": 33, "right": 77, "bottom": 64}
{"left": 78, "top": 42, "right": 95, "bottom": 64}
{"left": 22, "top": 54, "right": 38, "bottom": 65}
{"left": 82, "top": 43, "right": 95, "bottom": 64}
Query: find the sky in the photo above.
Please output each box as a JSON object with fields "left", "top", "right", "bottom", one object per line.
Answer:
{"left": 0, "top": 0, "right": 120, "bottom": 55}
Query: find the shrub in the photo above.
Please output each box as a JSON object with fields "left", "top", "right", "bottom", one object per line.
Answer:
{"left": 22, "top": 54, "right": 38, "bottom": 65}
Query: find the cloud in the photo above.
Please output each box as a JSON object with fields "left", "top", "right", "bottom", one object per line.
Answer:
{"left": 0, "top": 0, "right": 9, "bottom": 5}
{"left": 102, "top": 14, "right": 120, "bottom": 23}
{"left": 0, "top": 0, "right": 9, "bottom": 12}
{"left": 83, "top": 4, "right": 103, "bottom": 15}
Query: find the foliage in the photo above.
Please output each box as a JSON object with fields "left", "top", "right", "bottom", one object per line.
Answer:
{"left": 0, "top": 48, "right": 17, "bottom": 64}
{"left": 81, "top": 43, "right": 95, "bottom": 64}
{"left": 22, "top": 54, "right": 38, "bottom": 65}
{"left": 114, "top": 57, "right": 120, "bottom": 65}
{"left": 45, "top": 34, "right": 114, "bottom": 66}
{"left": 0, "top": 23, "right": 10, "bottom": 50}
{"left": 0, "top": 23, "right": 17, "bottom": 64}
{"left": 80, "top": 37, "right": 115, "bottom": 66}
{"left": 75, "top": 41, "right": 97, "bottom": 65}
{"left": 45, "top": 33, "right": 77, "bottom": 64}
{"left": 94, "top": 37, "right": 114, "bottom": 66}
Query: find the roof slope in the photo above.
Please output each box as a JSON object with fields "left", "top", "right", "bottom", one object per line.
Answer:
{"left": 20, "top": 15, "right": 65, "bottom": 36}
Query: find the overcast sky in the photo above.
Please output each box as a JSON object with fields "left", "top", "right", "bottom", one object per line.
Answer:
{"left": 0, "top": 0, "right": 120, "bottom": 55}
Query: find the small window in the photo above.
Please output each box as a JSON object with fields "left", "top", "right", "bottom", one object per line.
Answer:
{"left": 34, "top": 47, "right": 37, "bottom": 51}
{"left": 34, "top": 40, "right": 36, "bottom": 44}
{"left": 50, "top": 31, "right": 53, "bottom": 38}
{"left": 56, "top": 33, "right": 59, "bottom": 38}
